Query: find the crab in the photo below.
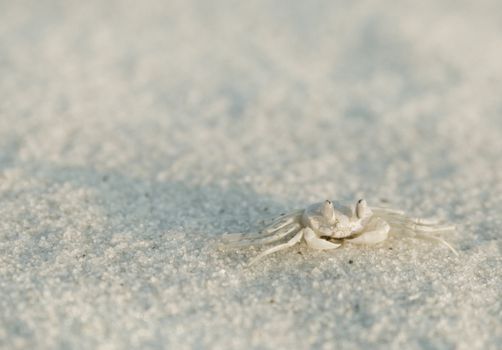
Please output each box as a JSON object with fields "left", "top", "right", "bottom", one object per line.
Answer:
{"left": 222, "top": 199, "right": 458, "bottom": 265}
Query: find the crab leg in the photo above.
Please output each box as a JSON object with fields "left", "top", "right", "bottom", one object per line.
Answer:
{"left": 223, "top": 223, "right": 302, "bottom": 247}
{"left": 248, "top": 229, "right": 304, "bottom": 265}
{"left": 380, "top": 214, "right": 459, "bottom": 255}
{"left": 382, "top": 218, "right": 455, "bottom": 232}
{"left": 371, "top": 207, "right": 406, "bottom": 215}
{"left": 381, "top": 216, "right": 455, "bottom": 232}
{"left": 404, "top": 229, "right": 459, "bottom": 256}
{"left": 373, "top": 208, "right": 443, "bottom": 225}
{"left": 388, "top": 216, "right": 440, "bottom": 226}
{"left": 373, "top": 206, "right": 456, "bottom": 229}
{"left": 221, "top": 210, "right": 302, "bottom": 244}
{"left": 402, "top": 223, "right": 455, "bottom": 233}
{"left": 261, "top": 211, "right": 303, "bottom": 233}
{"left": 261, "top": 210, "right": 304, "bottom": 226}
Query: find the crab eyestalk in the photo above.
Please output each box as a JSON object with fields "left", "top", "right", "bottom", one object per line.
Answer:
{"left": 356, "top": 199, "right": 372, "bottom": 219}
{"left": 322, "top": 200, "right": 336, "bottom": 223}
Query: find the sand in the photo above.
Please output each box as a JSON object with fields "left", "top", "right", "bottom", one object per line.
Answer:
{"left": 1, "top": 1, "right": 501, "bottom": 349}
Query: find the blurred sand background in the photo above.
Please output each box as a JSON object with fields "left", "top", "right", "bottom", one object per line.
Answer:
{"left": 1, "top": 1, "right": 501, "bottom": 349}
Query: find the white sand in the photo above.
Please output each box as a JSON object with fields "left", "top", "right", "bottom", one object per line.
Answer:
{"left": 1, "top": 1, "right": 501, "bottom": 349}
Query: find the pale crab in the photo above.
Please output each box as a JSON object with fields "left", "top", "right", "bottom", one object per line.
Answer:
{"left": 222, "top": 199, "right": 458, "bottom": 265}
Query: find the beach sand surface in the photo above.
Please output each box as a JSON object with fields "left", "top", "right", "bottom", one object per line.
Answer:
{"left": 1, "top": 1, "right": 501, "bottom": 349}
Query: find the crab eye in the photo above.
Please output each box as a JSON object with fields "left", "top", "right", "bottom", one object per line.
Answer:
{"left": 356, "top": 199, "right": 367, "bottom": 218}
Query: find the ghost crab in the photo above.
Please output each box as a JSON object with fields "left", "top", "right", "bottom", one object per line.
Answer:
{"left": 222, "top": 199, "right": 458, "bottom": 265}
